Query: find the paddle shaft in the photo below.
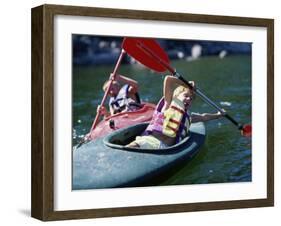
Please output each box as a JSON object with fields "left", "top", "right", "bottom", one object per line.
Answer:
{"left": 90, "top": 49, "right": 126, "bottom": 132}
{"left": 137, "top": 42, "right": 243, "bottom": 130}
{"left": 178, "top": 76, "right": 243, "bottom": 129}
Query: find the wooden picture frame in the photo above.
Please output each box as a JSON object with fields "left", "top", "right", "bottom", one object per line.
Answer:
{"left": 31, "top": 4, "right": 274, "bottom": 221}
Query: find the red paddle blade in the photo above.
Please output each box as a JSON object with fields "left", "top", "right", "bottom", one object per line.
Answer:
{"left": 122, "top": 37, "right": 169, "bottom": 73}
{"left": 241, "top": 124, "right": 252, "bottom": 137}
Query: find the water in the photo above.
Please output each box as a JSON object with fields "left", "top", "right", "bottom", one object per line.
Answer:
{"left": 73, "top": 55, "right": 252, "bottom": 185}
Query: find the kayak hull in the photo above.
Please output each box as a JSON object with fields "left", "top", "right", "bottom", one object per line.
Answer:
{"left": 73, "top": 122, "right": 206, "bottom": 190}
{"left": 88, "top": 102, "right": 155, "bottom": 140}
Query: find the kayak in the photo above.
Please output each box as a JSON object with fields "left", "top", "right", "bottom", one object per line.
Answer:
{"left": 73, "top": 122, "right": 206, "bottom": 190}
{"left": 87, "top": 102, "right": 155, "bottom": 140}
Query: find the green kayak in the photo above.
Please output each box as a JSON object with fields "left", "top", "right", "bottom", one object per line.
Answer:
{"left": 73, "top": 122, "right": 206, "bottom": 189}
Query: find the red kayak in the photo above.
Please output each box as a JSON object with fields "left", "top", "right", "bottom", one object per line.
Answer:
{"left": 87, "top": 102, "right": 155, "bottom": 140}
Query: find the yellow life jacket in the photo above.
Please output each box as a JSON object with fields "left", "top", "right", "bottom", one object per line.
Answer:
{"left": 163, "top": 98, "right": 186, "bottom": 138}
{"left": 144, "top": 97, "right": 191, "bottom": 143}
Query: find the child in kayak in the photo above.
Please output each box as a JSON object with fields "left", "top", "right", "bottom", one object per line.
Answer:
{"left": 127, "top": 76, "right": 225, "bottom": 149}
{"left": 97, "top": 73, "right": 142, "bottom": 117}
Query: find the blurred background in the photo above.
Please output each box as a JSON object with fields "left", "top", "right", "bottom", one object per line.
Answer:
{"left": 72, "top": 35, "right": 252, "bottom": 186}
{"left": 73, "top": 35, "right": 251, "bottom": 66}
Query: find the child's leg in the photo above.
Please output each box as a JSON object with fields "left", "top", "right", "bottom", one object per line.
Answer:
{"left": 126, "top": 141, "right": 140, "bottom": 148}
{"left": 126, "top": 136, "right": 162, "bottom": 149}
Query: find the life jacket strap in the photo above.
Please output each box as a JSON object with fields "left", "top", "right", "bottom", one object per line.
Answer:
{"left": 166, "top": 125, "right": 178, "bottom": 133}
{"left": 170, "top": 105, "right": 185, "bottom": 115}
{"left": 169, "top": 118, "right": 181, "bottom": 125}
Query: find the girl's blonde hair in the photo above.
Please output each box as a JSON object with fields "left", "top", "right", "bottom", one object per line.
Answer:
{"left": 173, "top": 85, "right": 192, "bottom": 98}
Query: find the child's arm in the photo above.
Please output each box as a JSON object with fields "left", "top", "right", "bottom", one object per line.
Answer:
{"left": 163, "top": 76, "right": 194, "bottom": 108}
{"left": 97, "top": 105, "right": 111, "bottom": 118}
{"left": 191, "top": 111, "right": 225, "bottom": 123}
{"left": 113, "top": 73, "right": 139, "bottom": 94}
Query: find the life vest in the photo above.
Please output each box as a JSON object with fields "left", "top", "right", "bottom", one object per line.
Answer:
{"left": 145, "top": 97, "right": 191, "bottom": 143}
{"left": 109, "top": 84, "right": 141, "bottom": 113}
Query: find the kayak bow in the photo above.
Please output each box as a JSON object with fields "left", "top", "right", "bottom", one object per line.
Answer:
{"left": 87, "top": 102, "right": 155, "bottom": 140}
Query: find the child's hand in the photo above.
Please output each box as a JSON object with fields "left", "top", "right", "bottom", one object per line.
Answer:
{"left": 110, "top": 73, "right": 119, "bottom": 81}
{"left": 97, "top": 105, "right": 108, "bottom": 116}
{"left": 218, "top": 109, "right": 226, "bottom": 117}
{"left": 188, "top": 81, "right": 196, "bottom": 90}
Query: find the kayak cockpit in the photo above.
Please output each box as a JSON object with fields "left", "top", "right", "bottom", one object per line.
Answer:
{"left": 103, "top": 123, "right": 204, "bottom": 153}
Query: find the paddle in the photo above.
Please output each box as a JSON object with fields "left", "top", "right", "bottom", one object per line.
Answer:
{"left": 123, "top": 37, "right": 252, "bottom": 137}
{"left": 89, "top": 49, "right": 126, "bottom": 133}
{"left": 76, "top": 48, "right": 126, "bottom": 147}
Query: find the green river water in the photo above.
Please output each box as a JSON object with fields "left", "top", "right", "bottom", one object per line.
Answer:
{"left": 73, "top": 55, "right": 252, "bottom": 186}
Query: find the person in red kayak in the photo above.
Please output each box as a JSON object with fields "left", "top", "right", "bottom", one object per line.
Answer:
{"left": 127, "top": 75, "right": 225, "bottom": 149}
{"left": 97, "top": 73, "right": 142, "bottom": 117}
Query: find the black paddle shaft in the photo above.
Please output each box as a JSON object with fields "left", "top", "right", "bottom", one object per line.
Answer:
{"left": 177, "top": 75, "right": 243, "bottom": 130}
